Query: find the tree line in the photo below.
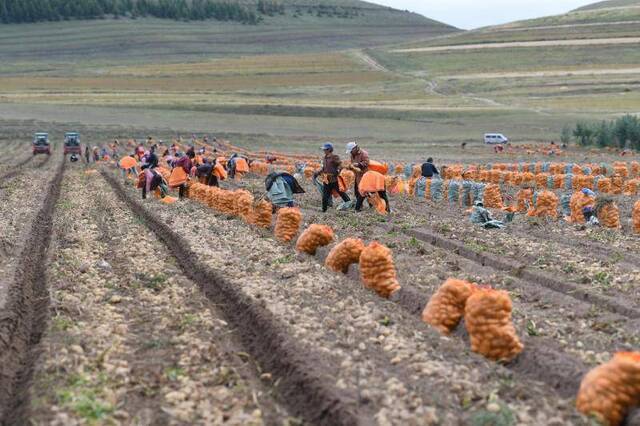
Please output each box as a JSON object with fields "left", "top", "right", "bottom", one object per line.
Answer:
{"left": 0, "top": 0, "right": 260, "bottom": 24}
{"left": 0, "top": 0, "right": 362, "bottom": 24}
{"left": 561, "top": 114, "right": 640, "bottom": 150}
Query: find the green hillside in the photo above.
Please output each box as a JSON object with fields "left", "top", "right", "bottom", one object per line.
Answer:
{"left": 575, "top": 0, "right": 640, "bottom": 11}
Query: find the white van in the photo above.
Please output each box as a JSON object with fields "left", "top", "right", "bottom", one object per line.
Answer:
{"left": 484, "top": 133, "right": 509, "bottom": 144}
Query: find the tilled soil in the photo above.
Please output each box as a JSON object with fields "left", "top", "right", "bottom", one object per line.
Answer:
{"left": 0, "top": 152, "right": 65, "bottom": 424}
{"left": 29, "top": 167, "right": 288, "bottom": 425}
{"left": 108, "top": 169, "right": 592, "bottom": 425}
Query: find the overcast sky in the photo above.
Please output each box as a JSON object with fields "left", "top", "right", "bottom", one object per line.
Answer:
{"left": 366, "top": 0, "right": 599, "bottom": 29}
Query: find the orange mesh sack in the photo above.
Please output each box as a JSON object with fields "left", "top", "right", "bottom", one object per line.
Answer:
{"left": 483, "top": 184, "right": 503, "bottom": 209}
{"left": 633, "top": 201, "right": 640, "bottom": 234}
{"left": 515, "top": 188, "right": 534, "bottom": 212}
{"left": 325, "top": 238, "right": 365, "bottom": 274}
{"left": 611, "top": 175, "right": 624, "bottom": 195}
{"left": 598, "top": 178, "right": 612, "bottom": 194}
{"left": 527, "top": 190, "right": 558, "bottom": 218}
{"left": 295, "top": 224, "right": 334, "bottom": 255}
{"left": 251, "top": 200, "right": 273, "bottom": 229}
{"left": 623, "top": 180, "right": 640, "bottom": 196}
{"left": 568, "top": 191, "right": 595, "bottom": 224}
{"left": 340, "top": 169, "right": 355, "bottom": 189}
{"left": 234, "top": 190, "right": 254, "bottom": 222}
{"left": 358, "top": 171, "right": 386, "bottom": 196}
{"left": 576, "top": 352, "right": 640, "bottom": 426}
{"left": 359, "top": 242, "right": 401, "bottom": 298}
{"left": 422, "top": 279, "right": 476, "bottom": 335}
{"left": 464, "top": 288, "right": 523, "bottom": 362}
{"left": 274, "top": 207, "right": 302, "bottom": 243}
{"left": 596, "top": 199, "right": 621, "bottom": 229}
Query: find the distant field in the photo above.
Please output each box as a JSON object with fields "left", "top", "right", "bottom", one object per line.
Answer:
{"left": 0, "top": 2, "right": 638, "bottom": 153}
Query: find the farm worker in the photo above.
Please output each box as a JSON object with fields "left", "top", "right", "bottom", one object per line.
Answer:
{"left": 119, "top": 154, "right": 139, "bottom": 181}
{"left": 358, "top": 170, "right": 391, "bottom": 214}
{"left": 314, "top": 142, "right": 350, "bottom": 213}
{"left": 84, "top": 145, "right": 91, "bottom": 163}
{"left": 195, "top": 158, "right": 220, "bottom": 187}
{"left": 470, "top": 201, "right": 504, "bottom": 229}
{"left": 265, "top": 172, "right": 305, "bottom": 208}
{"left": 346, "top": 141, "right": 370, "bottom": 212}
{"left": 227, "top": 154, "right": 250, "bottom": 179}
{"left": 169, "top": 151, "right": 194, "bottom": 199}
{"left": 140, "top": 150, "right": 166, "bottom": 199}
{"left": 421, "top": 157, "right": 439, "bottom": 179}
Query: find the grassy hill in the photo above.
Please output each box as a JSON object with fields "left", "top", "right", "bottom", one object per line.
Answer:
{"left": 1, "top": 0, "right": 638, "bottom": 153}
{"left": 575, "top": 0, "right": 640, "bottom": 11}
{"left": 366, "top": 0, "right": 640, "bottom": 124}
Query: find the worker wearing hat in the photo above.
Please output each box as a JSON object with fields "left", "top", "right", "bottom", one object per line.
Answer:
{"left": 346, "top": 141, "right": 370, "bottom": 212}
{"left": 315, "top": 142, "right": 350, "bottom": 212}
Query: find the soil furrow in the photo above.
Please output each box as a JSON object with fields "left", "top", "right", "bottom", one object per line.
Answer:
{"left": 403, "top": 226, "right": 640, "bottom": 319}
{"left": 0, "top": 156, "right": 65, "bottom": 425}
{"left": 100, "top": 169, "right": 369, "bottom": 426}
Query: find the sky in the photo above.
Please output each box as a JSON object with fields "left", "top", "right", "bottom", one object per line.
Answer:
{"left": 365, "top": 0, "right": 599, "bottom": 29}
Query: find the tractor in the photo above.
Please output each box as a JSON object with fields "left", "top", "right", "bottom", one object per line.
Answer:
{"left": 32, "top": 132, "right": 51, "bottom": 155}
{"left": 63, "top": 132, "right": 82, "bottom": 156}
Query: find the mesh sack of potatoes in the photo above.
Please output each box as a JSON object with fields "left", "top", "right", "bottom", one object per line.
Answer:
{"left": 188, "top": 182, "right": 205, "bottom": 202}
{"left": 597, "top": 177, "right": 612, "bottom": 194}
{"left": 430, "top": 178, "right": 444, "bottom": 202}
{"left": 325, "top": 238, "right": 365, "bottom": 274}
{"left": 422, "top": 278, "right": 477, "bottom": 335}
{"left": 483, "top": 184, "right": 503, "bottom": 209}
{"left": 623, "top": 180, "right": 640, "bottom": 196}
{"left": 576, "top": 352, "right": 640, "bottom": 426}
{"left": 250, "top": 199, "right": 273, "bottom": 229}
{"left": 296, "top": 224, "right": 334, "bottom": 255}
{"left": 208, "top": 187, "right": 224, "bottom": 212}
{"left": 274, "top": 207, "right": 302, "bottom": 242}
{"left": 613, "top": 163, "right": 629, "bottom": 179}
{"left": 568, "top": 191, "right": 595, "bottom": 224}
{"left": 219, "top": 190, "right": 237, "bottom": 215}
{"left": 611, "top": 175, "right": 624, "bottom": 195}
{"left": 631, "top": 161, "right": 640, "bottom": 178}
{"left": 234, "top": 190, "right": 254, "bottom": 222}
{"left": 527, "top": 190, "right": 558, "bottom": 218}
{"left": 633, "top": 201, "right": 640, "bottom": 234}
{"left": 464, "top": 288, "right": 523, "bottom": 362}
{"left": 340, "top": 169, "right": 355, "bottom": 190}
{"left": 596, "top": 197, "right": 621, "bottom": 229}
{"left": 515, "top": 188, "right": 534, "bottom": 212}
{"left": 359, "top": 242, "right": 401, "bottom": 298}
{"left": 535, "top": 173, "right": 549, "bottom": 189}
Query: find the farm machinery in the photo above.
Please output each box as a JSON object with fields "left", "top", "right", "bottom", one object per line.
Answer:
{"left": 32, "top": 132, "right": 51, "bottom": 155}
